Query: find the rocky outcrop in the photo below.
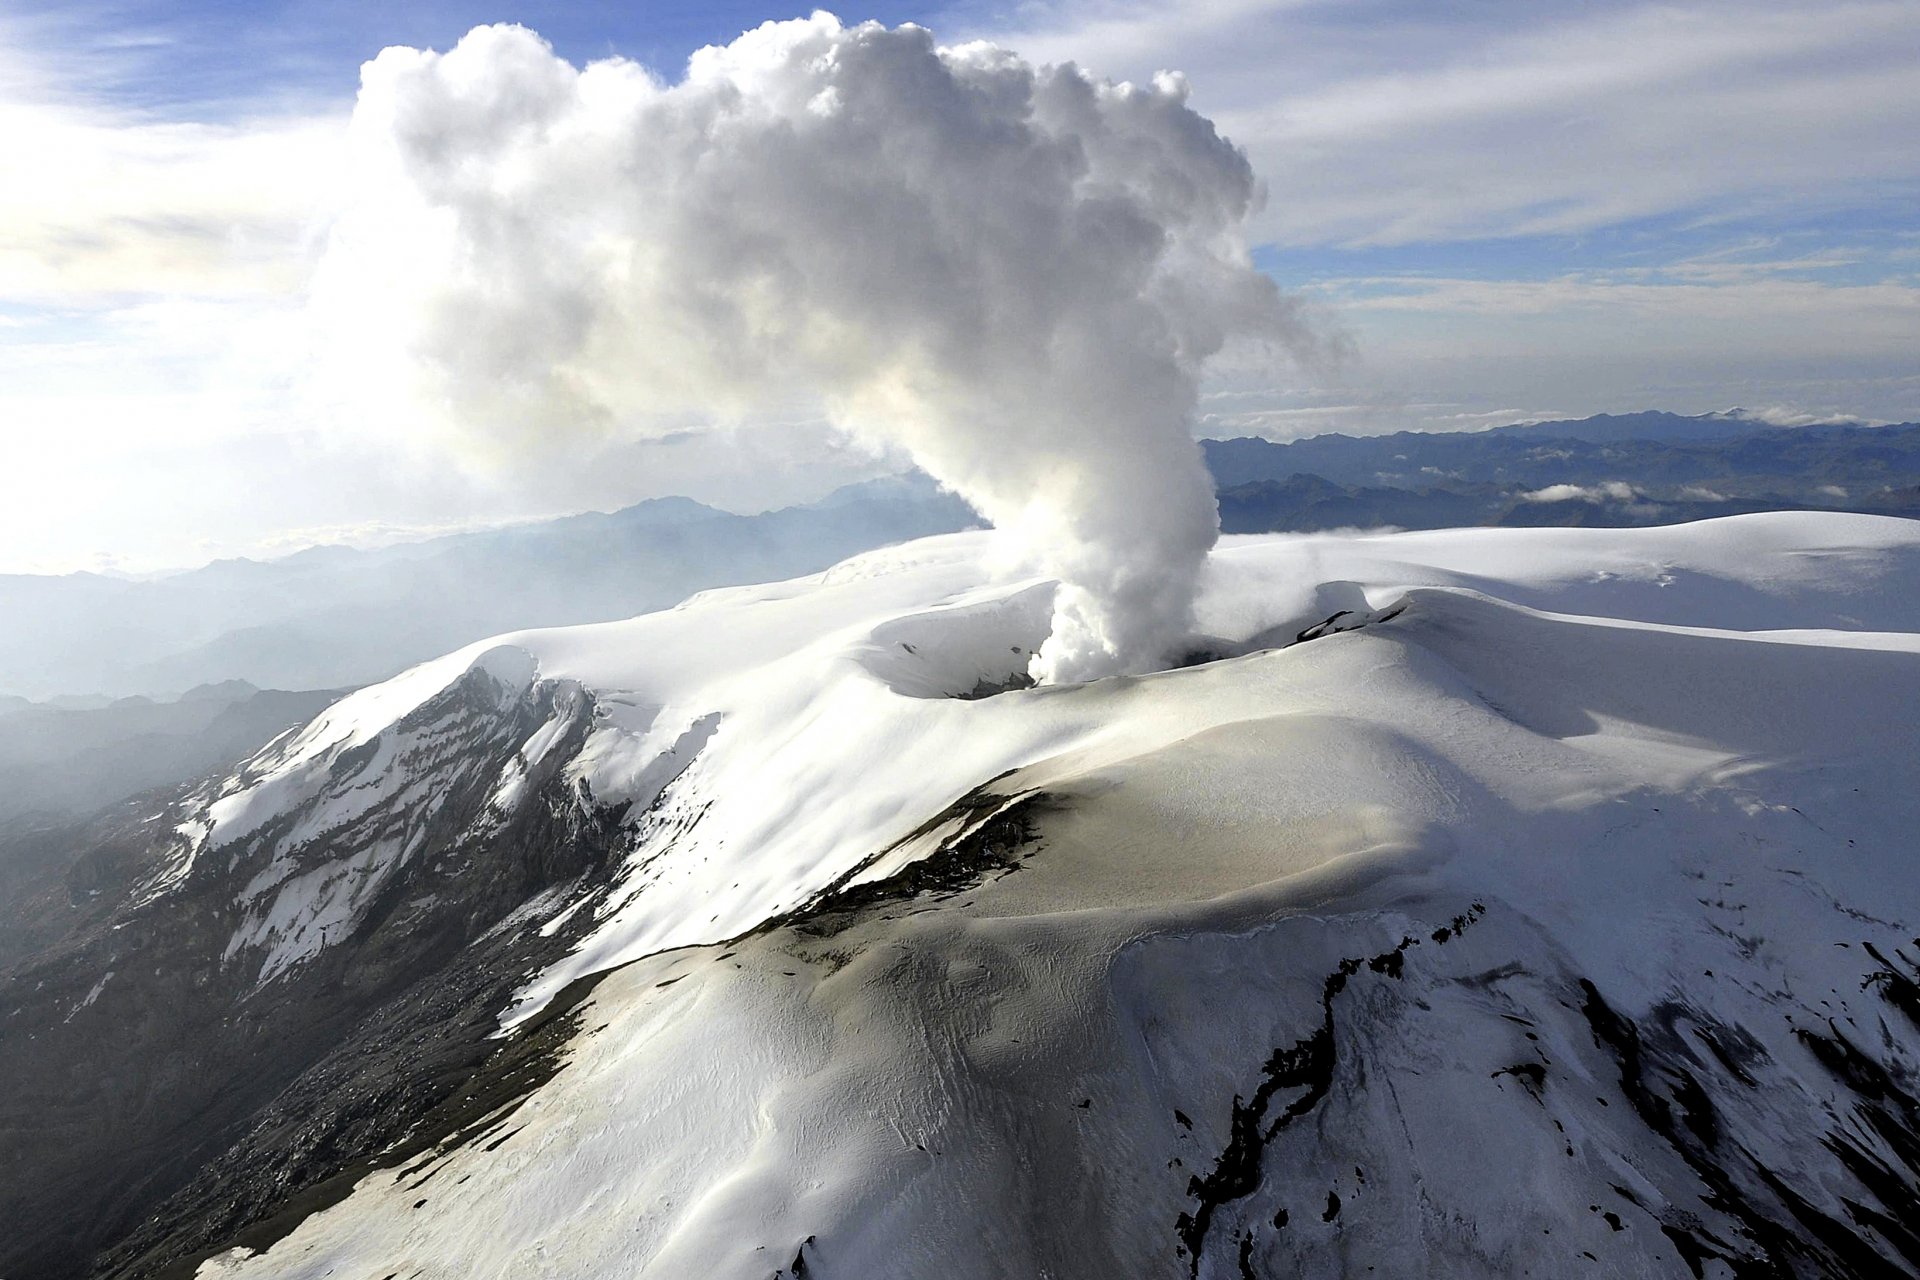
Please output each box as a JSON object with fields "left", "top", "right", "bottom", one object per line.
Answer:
{"left": 0, "top": 664, "right": 627, "bottom": 1280}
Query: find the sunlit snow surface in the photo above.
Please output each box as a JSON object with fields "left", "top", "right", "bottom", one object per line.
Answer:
{"left": 186, "top": 515, "right": 1920, "bottom": 1279}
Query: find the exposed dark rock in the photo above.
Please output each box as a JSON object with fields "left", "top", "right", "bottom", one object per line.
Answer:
{"left": 1173, "top": 918, "right": 1474, "bottom": 1273}
{"left": 0, "top": 668, "right": 630, "bottom": 1280}
{"left": 955, "top": 671, "right": 1036, "bottom": 701}
{"left": 1579, "top": 976, "right": 1920, "bottom": 1277}
{"left": 773, "top": 783, "right": 1050, "bottom": 942}
{"left": 1178, "top": 907, "right": 1920, "bottom": 1280}
{"left": 1862, "top": 940, "right": 1920, "bottom": 1031}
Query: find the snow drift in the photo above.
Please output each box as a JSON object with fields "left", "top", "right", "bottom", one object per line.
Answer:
{"left": 312, "top": 15, "right": 1315, "bottom": 682}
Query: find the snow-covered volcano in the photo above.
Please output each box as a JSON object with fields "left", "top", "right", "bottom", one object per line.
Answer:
{"left": 9, "top": 513, "right": 1920, "bottom": 1279}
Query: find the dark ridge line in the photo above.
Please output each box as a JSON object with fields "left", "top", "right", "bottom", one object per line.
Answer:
{"left": 79, "top": 672, "right": 630, "bottom": 1280}
{"left": 761, "top": 782, "right": 1051, "bottom": 944}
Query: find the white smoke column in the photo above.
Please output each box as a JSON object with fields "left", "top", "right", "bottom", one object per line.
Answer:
{"left": 313, "top": 15, "right": 1315, "bottom": 682}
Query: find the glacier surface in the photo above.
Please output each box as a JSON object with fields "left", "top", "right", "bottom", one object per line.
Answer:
{"left": 141, "top": 513, "right": 1920, "bottom": 1278}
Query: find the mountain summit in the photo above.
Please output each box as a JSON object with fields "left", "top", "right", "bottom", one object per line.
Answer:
{"left": 6, "top": 513, "right": 1920, "bottom": 1278}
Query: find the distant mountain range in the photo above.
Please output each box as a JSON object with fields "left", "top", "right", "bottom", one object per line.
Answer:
{"left": 0, "top": 679, "right": 341, "bottom": 919}
{"left": 1205, "top": 410, "right": 1920, "bottom": 533}
{"left": 5, "top": 411, "right": 1916, "bottom": 703}
{"left": 0, "top": 475, "right": 979, "bottom": 701}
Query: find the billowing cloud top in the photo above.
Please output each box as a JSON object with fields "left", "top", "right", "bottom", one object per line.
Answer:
{"left": 314, "top": 14, "right": 1313, "bottom": 682}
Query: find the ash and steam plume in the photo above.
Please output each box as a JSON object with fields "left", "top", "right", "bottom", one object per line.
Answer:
{"left": 313, "top": 14, "right": 1317, "bottom": 682}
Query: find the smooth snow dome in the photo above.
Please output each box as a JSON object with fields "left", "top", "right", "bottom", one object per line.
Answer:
{"left": 189, "top": 511, "right": 1920, "bottom": 1021}
{"left": 188, "top": 512, "right": 1920, "bottom": 1279}
{"left": 312, "top": 16, "right": 1318, "bottom": 683}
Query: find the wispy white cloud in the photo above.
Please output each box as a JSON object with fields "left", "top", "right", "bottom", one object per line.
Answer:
{"left": 0, "top": 10, "right": 347, "bottom": 303}
{"left": 1193, "top": 381, "right": 1570, "bottom": 440}
{"left": 1317, "top": 274, "right": 1919, "bottom": 364}
{"left": 1725, "top": 405, "right": 1886, "bottom": 428}
{"left": 1521, "top": 481, "right": 1639, "bottom": 504}
{"left": 966, "top": 0, "right": 1920, "bottom": 247}
{"left": 1189, "top": 269, "right": 1918, "bottom": 440}
{"left": 0, "top": 106, "right": 341, "bottom": 301}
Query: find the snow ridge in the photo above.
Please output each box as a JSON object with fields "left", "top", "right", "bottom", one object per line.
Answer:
{"left": 125, "top": 513, "right": 1920, "bottom": 1279}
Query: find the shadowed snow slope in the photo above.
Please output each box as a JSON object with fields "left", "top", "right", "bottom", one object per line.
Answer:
{"left": 38, "top": 514, "right": 1920, "bottom": 1278}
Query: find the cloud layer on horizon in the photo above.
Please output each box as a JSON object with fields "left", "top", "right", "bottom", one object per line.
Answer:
{"left": 0, "top": 0, "right": 1915, "bottom": 576}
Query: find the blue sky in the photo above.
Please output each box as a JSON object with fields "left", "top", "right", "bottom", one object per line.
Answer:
{"left": 1, "top": 0, "right": 1915, "bottom": 572}
{"left": 10, "top": 0, "right": 935, "bottom": 110}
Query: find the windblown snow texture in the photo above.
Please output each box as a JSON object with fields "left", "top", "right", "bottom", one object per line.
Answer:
{"left": 4, "top": 513, "right": 1920, "bottom": 1279}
